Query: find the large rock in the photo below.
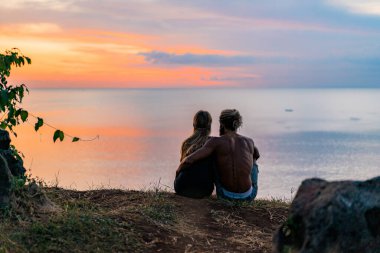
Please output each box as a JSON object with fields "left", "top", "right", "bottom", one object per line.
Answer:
{"left": 0, "top": 154, "right": 12, "bottom": 209}
{"left": 0, "top": 129, "right": 26, "bottom": 178}
{"left": 273, "top": 176, "right": 380, "bottom": 253}
{"left": 0, "top": 149, "right": 26, "bottom": 177}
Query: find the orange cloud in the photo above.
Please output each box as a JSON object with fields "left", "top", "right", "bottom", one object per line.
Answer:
{"left": 2, "top": 23, "right": 233, "bottom": 88}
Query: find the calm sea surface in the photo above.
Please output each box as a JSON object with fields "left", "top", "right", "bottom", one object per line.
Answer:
{"left": 13, "top": 88, "right": 380, "bottom": 198}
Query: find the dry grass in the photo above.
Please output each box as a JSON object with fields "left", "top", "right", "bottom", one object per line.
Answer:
{"left": 0, "top": 186, "right": 289, "bottom": 253}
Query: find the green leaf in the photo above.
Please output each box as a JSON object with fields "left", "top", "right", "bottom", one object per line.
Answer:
{"left": 20, "top": 110, "right": 28, "bottom": 122}
{"left": 16, "top": 178, "right": 26, "bottom": 188}
{"left": 8, "top": 90, "right": 16, "bottom": 100}
{"left": 8, "top": 106, "right": 14, "bottom": 118}
{"left": 15, "top": 109, "right": 22, "bottom": 117}
{"left": 59, "top": 131, "right": 65, "bottom": 141}
{"left": 19, "top": 86, "right": 24, "bottom": 99}
{"left": 1, "top": 90, "right": 8, "bottom": 106}
{"left": 0, "top": 122, "right": 7, "bottom": 129}
{"left": 72, "top": 137, "right": 80, "bottom": 142}
{"left": 9, "top": 118, "right": 17, "bottom": 126}
{"left": 53, "top": 130, "right": 64, "bottom": 142}
{"left": 34, "top": 117, "right": 44, "bottom": 131}
{"left": 53, "top": 130, "right": 60, "bottom": 142}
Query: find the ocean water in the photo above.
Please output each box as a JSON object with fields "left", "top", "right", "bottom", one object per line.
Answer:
{"left": 12, "top": 88, "right": 380, "bottom": 198}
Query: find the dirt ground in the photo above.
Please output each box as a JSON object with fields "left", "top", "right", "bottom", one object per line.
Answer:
{"left": 1, "top": 188, "right": 289, "bottom": 253}
{"left": 57, "top": 189, "right": 289, "bottom": 252}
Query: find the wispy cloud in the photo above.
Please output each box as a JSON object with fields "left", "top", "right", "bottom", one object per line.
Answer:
{"left": 327, "top": 0, "right": 380, "bottom": 16}
{"left": 204, "top": 75, "right": 260, "bottom": 82}
{"left": 2, "top": 0, "right": 80, "bottom": 11}
{"left": 139, "top": 51, "right": 258, "bottom": 66}
{"left": 0, "top": 23, "right": 62, "bottom": 34}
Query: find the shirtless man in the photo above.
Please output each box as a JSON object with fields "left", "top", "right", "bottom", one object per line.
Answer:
{"left": 177, "top": 109, "right": 260, "bottom": 201}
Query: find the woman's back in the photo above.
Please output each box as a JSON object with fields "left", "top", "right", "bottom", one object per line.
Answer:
{"left": 174, "top": 111, "right": 214, "bottom": 198}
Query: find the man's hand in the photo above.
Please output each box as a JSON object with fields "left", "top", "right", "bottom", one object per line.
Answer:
{"left": 175, "top": 139, "right": 215, "bottom": 177}
{"left": 253, "top": 146, "right": 260, "bottom": 160}
{"left": 175, "top": 165, "right": 182, "bottom": 177}
{"left": 176, "top": 157, "right": 191, "bottom": 176}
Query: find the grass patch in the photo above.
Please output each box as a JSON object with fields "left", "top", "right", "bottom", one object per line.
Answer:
{"left": 1, "top": 210, "right": 142, "bottom": 253}
{"left": 0, "top": 187, "right": 144, "bottom": 253}
{"left": 140, "top": 191, "right": 176, "bottom": 225}
{"left": 212, "top": 196, "right": 290, "bottom": 209}
{"left": 142, "top": 201, "right": 176, "bottom": 224}
{"left": 253, "top": 198, "right": 290, "bottom": 209}
{"left": 13, "top": 213, "right": 131, "bottom": 252}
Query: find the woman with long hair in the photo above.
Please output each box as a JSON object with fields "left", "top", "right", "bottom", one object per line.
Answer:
{"left": 174, "top": 110, "right": 214, "bottom": 198}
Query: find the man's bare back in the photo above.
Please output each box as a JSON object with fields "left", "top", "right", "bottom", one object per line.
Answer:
{"left": 211, "top": 132, "right": 255, "bottom": 192}
{"left": 179, "top": 132, "right": 258, "bottom": 193}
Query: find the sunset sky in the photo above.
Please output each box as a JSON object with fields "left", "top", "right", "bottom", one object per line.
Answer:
{"left": 1, "top": 0, "right": 380, "bottom": 88}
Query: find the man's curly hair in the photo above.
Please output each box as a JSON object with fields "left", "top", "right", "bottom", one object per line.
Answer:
{"left": 219, "top": 109, "right": 242, "bottom": 131}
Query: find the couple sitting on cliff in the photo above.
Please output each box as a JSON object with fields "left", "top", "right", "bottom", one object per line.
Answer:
{"left": 175, "top": 109, "right": 260, "bottom": 202}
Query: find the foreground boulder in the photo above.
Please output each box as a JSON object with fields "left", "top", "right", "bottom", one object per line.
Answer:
{"left": 273, "top": 176, "right": 380, "bottom": 253}
{"left": 0, "top": 129, "right": 26, "bottom": 177}
{"left": 0, "top": 154, "right": 12, "bottom": 208}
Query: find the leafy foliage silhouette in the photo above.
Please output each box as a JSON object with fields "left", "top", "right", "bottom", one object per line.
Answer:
{"left": 0, "top": 48, "right": 86, "bottom": 161}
